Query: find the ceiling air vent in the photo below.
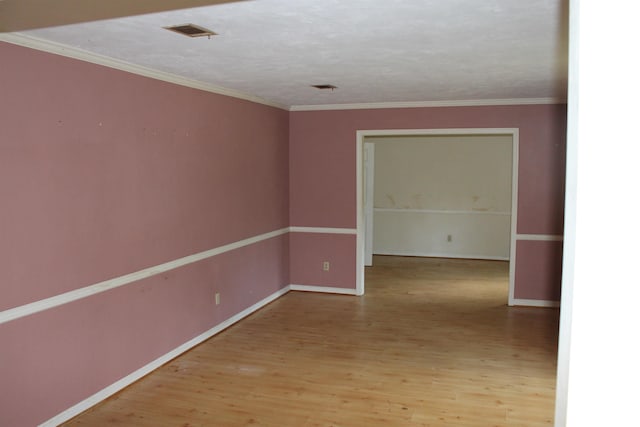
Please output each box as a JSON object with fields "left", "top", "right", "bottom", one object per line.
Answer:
{"left": 311, "top": 84, "right": 338, "bottom": 90}
{"left": 164, "top": 24, "right": 217, "bottom": 38}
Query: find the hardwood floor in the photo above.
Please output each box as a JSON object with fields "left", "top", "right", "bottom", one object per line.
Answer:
{"left": 64, "top": 256, "right": 560, "bottom": 426}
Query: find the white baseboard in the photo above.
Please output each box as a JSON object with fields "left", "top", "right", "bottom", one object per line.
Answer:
{"left": 40, "top": 286, "right": 291, "bottom": 427}
{"left": 374, "top": 251, "right": 509, "bottom": 261}
{"left": 509, "top": 298, "right": 560, "bottom": 308}
{"left": 40, "top": 283, "right": 556, "bottom": 425}
{"left": 289, "top": 284, "right": 359, "bottom": 296}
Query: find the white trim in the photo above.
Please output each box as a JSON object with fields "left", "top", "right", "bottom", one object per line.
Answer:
{"left": 0, "top": 33, "right": 287, "bottom": 111}
{"left": 510, "top": 298, "right": 560, "bottom": 308}
{"left": 289, "top": 226, "right": 357, "bottom": 235}
{"left": 356, "top": 132, "right": 365, "bottom": 296}
{"left": 373, "top": 251, "right": 509, "bottom": 261}
{"left": 0, "top": 34, "right": 567, "bottom": 115}
{"left": 290, "top": 98, "right": 566, "bottom": 112}
{"left": 289, "top": 284, "right": 358, "bottom": 296}
{"left": 0, "top": 228, "right": 290, "bottom": 325}
{"left": 358, "top": 128, "right": 520, "bottom": 137}
{"left": 555, "top": 1, "right": 580, "bottom": 424}
{"left": 357, "top": 128, "right": 519, "bottom": 304}
{"left": 374, "top": 208, "right": 511, "bottom": 216}
{"left": 363, "top": 142, "right": 375, "bottom": 266}
{"left": 39, "top": 286, "right": 291, "bottom": 427}
{"left": 507, "top": 131, "right": 520, "bottom": 307}
{"left": 516, "top": 234, "right": 564, "bottom": 241}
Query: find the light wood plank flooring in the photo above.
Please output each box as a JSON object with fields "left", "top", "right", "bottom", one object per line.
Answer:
{"left": 64, "top": 256, "right": 559, "bottom": 426}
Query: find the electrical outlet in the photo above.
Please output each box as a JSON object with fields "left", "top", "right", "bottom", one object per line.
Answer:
{"left": 215, "top": 293, "right": 220, "bottom": 305}
{"left": 323, "top": 261, "right": 330, "bottom": 271}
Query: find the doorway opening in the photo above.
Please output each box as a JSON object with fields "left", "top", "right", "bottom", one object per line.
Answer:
{"left": 355, "top": 128, "right": 519, "bottom": 304}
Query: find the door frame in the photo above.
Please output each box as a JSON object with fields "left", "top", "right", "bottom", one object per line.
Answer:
{"left": 356, "top": 128, "right": 520, "bottom": 304}
{"left": 363, "top": 142, "right": 375, "bottom": 266}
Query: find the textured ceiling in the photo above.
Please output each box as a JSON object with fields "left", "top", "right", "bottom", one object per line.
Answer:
{"left": 18, "top": 0, "right": 568, "bottom": 108}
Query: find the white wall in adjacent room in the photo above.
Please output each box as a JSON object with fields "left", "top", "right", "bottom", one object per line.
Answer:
{"left": 371, "top": 134, "right": 512, "bottom": 260}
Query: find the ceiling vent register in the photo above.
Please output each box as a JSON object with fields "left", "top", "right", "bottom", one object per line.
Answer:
{"left": 311, "top": 84, "right": 338, "bottom": 90}
{"left": 164, "top": 24, "right": 217, "bottom": 38}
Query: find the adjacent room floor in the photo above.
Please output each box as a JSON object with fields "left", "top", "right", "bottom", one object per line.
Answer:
{"left": 64, "top": 256, "right": 560, "bottom": 426}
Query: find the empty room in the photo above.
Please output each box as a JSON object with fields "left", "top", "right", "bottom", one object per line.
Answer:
{"left": 2, "top": 1, "right": 638, "bottom": 426}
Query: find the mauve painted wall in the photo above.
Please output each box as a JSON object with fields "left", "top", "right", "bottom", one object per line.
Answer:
{"left": 0, "top": 42, "right": 289, "bottom": 311}
{"left": 289, "top": 105, "right": 566, "bottom": 293}
{"left": 514, "top": 240, "right": 563, "bottom": 301}
{"left": 0, "top": 42, "right": 289, "bottom": 426}
{"left": 0, "top": 237, "right": 288, "bottom": 427}
{"left": 289, "top": 233, "right": 356, "bottom": 288}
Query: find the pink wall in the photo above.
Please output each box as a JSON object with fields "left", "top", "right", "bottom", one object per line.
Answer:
{"left": 1, "top": 42, "right": 289, "bottom": 311}
{"left": 289, "top": 233, "right": 356, "bottom": 288}
{"left": 514, "top": 240, "right": 563, "bottom": 301}
{"left": 289, "top": 104, "right": 567, "bottom": 293}
{"left": 0, "top": 236, "right": 288, "bottom": 427}
{"left": 0, "top": 42, "right": 289, "bottom": 426}
{"left": 0, "top": 40, "right": 566, "bottom": 425}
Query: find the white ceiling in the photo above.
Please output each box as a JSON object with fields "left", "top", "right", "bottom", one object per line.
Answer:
{"left": 17, "top": 0, "right": 568, "bottom": 109}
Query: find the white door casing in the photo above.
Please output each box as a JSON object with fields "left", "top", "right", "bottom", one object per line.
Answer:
{"left": 356, "top": 128, "right": 519, "bottom": 301}
{"left": 364, "top": 142, "right": 375, "bottom": 266}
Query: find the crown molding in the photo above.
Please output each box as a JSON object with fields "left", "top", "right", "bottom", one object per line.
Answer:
{"left": 289, "top": 97, "right": 567, "bottom": 112}
{"left": 1, "top": 33, "right": 567, "bottom": 113}
{"left": 0, "top": 33, "right": 288, "bottom": 111}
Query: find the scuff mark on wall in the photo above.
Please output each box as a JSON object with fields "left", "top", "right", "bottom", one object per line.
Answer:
{"left": 385, "top": 194, "right": 396, "bottom": 207}
{"left": 411, "top": 193, "right": 423, "bottom": 209}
